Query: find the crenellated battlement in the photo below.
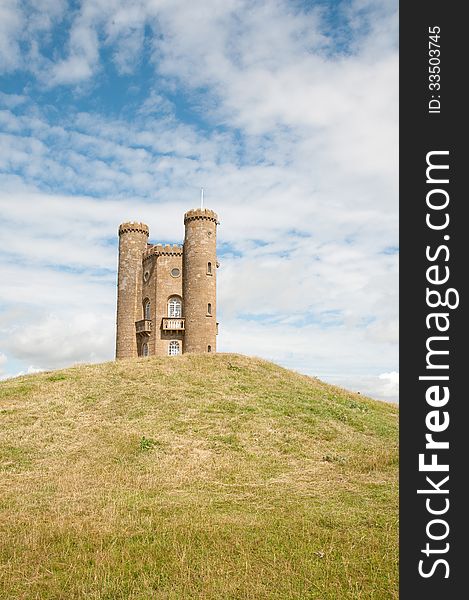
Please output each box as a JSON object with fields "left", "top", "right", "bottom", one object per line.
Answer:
{"left": 143, "top": 243, "right": 183, "bottom": 261}
{"left": 184, "top": 208, "right": 218, "bottom": 224}
{"left": 119, "top": 222, "right": 149, "bottom": 236}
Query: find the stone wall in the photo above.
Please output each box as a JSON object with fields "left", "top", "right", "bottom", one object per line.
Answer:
{"left": 116, "top": 222, "right": 149, "bottom": 359}
{"left": 182, "top": 208, "right": 218, "bottom": 353}
{"left": 149, "top": 248, "right": 183, "bottom": 356}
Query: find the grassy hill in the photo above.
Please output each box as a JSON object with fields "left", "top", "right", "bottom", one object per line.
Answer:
{"left": 0, "top": 354, "right": 398, "bottom": 600}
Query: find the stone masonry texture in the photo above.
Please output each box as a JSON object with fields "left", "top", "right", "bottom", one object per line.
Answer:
{"left": 183, "top": 209, "right": 218, "bottom": 354}
{"left": 115, "top": 209, "right": 218, "bottom": 358}
{"left": 116, "top": 222, "right": 149, "bottom": 359}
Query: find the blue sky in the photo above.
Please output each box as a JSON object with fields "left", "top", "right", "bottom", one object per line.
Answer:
{"left": 0, "top": 0, "right": 398, "bottom": 401}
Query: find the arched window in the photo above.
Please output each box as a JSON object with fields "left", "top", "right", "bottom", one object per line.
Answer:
{"left": 208, "top": 345, "right": 212, "bottom": 353}
{"left": 168, "top": 341, "right": 180, "bottom": 356}
{"left": 168, "top": 296, "right": 182, "bottom": 318}
{"left": 142, "top": 342, "right": 149, "bottom": 357}
{"left": 207, "top": 303, "right": 212, "bottom": 315}
{"left": 143, "top": 299, "right": 151, "bottom": 320}
{"left": 207, "top": 262, "right": 212, "bottom": 274}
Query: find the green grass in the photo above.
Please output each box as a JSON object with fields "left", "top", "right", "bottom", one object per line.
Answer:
{"left": 0, "top": 353, "right": 398, "bottom": 599}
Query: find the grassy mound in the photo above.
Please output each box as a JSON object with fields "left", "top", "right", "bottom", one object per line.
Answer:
{"left": 0, "top": 353, "right": 398, "bottom": 599}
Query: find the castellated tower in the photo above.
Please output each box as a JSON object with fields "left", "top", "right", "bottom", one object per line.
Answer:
{"left": 115, "top": 208, "right": 219, "bottom": 359}
{"left": 183, "top": 209, "right": 218, "bottom": 354}
{"left": 116, "top": 222, "right": 149, "bottom": 359}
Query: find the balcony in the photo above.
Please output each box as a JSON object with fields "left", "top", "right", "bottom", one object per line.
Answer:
{"left": 161, "top": 317, "right": 185, "bottom": 331}
{"left": 135, "top": 319, "right": 152, "bottom": 335}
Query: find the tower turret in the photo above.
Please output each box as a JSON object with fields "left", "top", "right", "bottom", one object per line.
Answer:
{"left": 183, "top": 208, "right": 218, "bottom": 353}
{"left": 116, "top": 222, "right": 149, "bottom": 359}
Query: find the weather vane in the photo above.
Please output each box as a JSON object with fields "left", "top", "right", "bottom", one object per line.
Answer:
{"left": 200, "top": 187, "right": 204, "bottom": 209}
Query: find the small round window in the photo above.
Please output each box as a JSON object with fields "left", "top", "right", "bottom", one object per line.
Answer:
{"left": 171, "top": 268, "right": 180, "bottom": 278}
{"left": 143, "top": 270, "right": 150, "bottom": 282}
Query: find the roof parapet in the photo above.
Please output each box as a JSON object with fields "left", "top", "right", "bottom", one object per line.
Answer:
{"left": 118, "top": 222, "right": 149, "bottom": 236}
{"left": 184, "top": 208, "right": 218, "bottom": 224}
{"left": 143, "top": 243, "right": 183, "bottom": 260}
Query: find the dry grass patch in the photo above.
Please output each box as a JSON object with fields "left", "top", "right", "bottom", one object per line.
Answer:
{"left": 0, "top": 353, "right": 398, "bottom": 599}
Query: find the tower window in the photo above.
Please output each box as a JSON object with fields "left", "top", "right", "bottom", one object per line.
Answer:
{"left": 168, "top": 341, "right": 180, "bottom": 356}
{"left": 142, "top": 342, "right": 149, "bottom": 357}
{"left": 168, "top": 296, "right": 182, "bottom": 318}
{"left": 207, "top": 303, "right": 212, "bottom": 315}
{"left": 208, "top": 345, "right": 212, "bottom": 353}
{"left": 143, "top": 299, "right": 151, "bottom": 320}
{"left": 207, "top": 262, "right": 212, "bottom": 275}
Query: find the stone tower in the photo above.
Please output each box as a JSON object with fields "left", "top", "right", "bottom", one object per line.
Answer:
{"left": 115, "top": 208, "right": 219, "bottom": 359}
{"left": 183, "top": 208, "right": 218, "bottom": 354}
{"left": 116, "top": 222, "right": 149, "bottom": 359}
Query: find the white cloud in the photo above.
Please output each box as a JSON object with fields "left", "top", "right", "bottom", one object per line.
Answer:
{"left": 27, "top": 365, "right": 44, "bottom": 374}
{"left": 0, "top": 0, "right": 22, "bottom": 72}
{"left": 0, "top": 92, "right": 26, "bottom": 108}
{"left": 4, "top": 313, "right": 115, "bottom": 370}
{"left": 0, "top": 1, "right": 398, "bottom": 400}
{"left": 378, "top": 371, "right": 399, "bottom": 398}
{"left": 324, "top": 372, "right": 399, "bottom": 403}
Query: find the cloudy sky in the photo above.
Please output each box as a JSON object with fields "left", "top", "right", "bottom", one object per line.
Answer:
{"left": 0, "top": 0, "right": 398, "bottom": 401}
